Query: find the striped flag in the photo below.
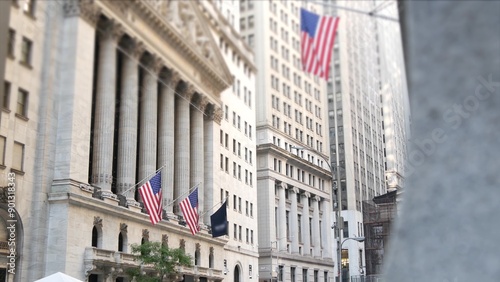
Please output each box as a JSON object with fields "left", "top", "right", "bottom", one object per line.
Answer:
{"left": 300, "top": 8, "right": 340, "bottom": 79}
{"left": 138, "top": 171, "right": 163, "bottom": 225}
{"left": 180, "top": 187, "right": 200, "bottom": 235}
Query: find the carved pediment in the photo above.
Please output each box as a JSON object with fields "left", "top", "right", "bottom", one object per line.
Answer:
{"left": 140, "top": 0, "right": 233, "bottom": 94}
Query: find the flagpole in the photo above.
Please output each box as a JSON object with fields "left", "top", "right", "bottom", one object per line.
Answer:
{"left": 200, "top": 198, "right": 227, "bottom": 218}
{"left": 309, "top": 0, "right": 399, "bottom": 22}
{"left": 168, "top": 182, "right": 202, "bottom": 207}
{"left": 119, "top": 165, "right": 166, "bottom": 197}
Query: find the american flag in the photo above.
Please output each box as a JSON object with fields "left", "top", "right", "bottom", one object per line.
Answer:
{"left": 138, "top": 171, "right": 163, "bottom": 225}
{"left": 300, "top": 8, "right": 340, "bottom": 79}
{"left": 180, "top": 187, "right": 200, "bottom": 235}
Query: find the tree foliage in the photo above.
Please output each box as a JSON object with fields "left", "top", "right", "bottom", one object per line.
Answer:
{"left": 127, "top": 241, "right": 192, "bottom": 282}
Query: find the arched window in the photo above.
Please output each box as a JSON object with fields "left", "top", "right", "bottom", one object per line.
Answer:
{"left": 209, "top": 247, "right": 214, "bottom": 268}
{"left": 194, "top": 243, "right": 201, "bottom": 266}
{"left": 233, "top": 265, "right": 241, "bottom": 282}
{"left": 91, "top": 226, "right": 102, "bottom": 248}
{"left": 118, "top": 231, "right": 128, "bottom": 252}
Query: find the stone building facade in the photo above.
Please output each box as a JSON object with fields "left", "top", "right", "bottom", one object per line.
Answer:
{"left": 240, "top": 1, "right": 335, "bottom": 281}
{"left": 0, "top": 0, "right": 258, "bottom": 281}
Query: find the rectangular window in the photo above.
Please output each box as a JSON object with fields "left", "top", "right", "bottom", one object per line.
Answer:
{"left": 0, "top": 136, "right": 6, "bottom": 166}
{"left": 233, "top": 195, "right": 237, "bottom": 210}
{"left": 17, "top": 88, "right": 28, "bottom": 117}
{"left": 8, "top": 29, "right": 15, "bottom": 57}
{"left": 238, "top": 225, "right": 242, "bottom": 241}
{"left": 13, "top": 142, "right": 24, "bottom": 172}
{"left": 21, "top": 37, "right": 32, "bottom": 65}
{"left": 233, "top": 223, "right": 237, "bottom": 239}
{"left": 250, "top": 203, "right": 253, "bottom": 217}
{"left": 3, "top": 81, "right": 11, "bottom": 109}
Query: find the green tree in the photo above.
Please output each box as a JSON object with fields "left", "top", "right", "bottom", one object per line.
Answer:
{"left": 127, "top": 241, "right": 192, "bottom": 282}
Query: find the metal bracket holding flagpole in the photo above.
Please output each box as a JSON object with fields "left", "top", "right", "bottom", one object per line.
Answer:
{"left": 309, "top": 0, "right": 399, "bottom": 22}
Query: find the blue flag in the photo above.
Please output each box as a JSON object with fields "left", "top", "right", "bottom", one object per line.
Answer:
{"left": 210, "top": 201, "right": 228, "bottom": 238}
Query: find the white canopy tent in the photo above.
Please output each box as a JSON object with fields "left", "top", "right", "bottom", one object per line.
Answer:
{"left": 34, "top": 272, "right": 83, "bottom": 282}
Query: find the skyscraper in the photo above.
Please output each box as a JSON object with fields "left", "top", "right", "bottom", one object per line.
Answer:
{"left": 241, "top": 1, "right": 335, "bottom": 281}
{"left": 326, "top": 0, "right": 409, "bottom": 280}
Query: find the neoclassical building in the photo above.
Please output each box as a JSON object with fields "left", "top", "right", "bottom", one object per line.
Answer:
{"left": 0, "top": 0, "right": 261, "bottom": 281}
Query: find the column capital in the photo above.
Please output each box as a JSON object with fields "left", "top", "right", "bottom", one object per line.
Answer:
{"left": 161, "top": 70, "right": 182, "bottom": 89}
{"left": 312, "top": 195, "right": 321, "bottom": 202}
{"left": 122, "top": 38, "right": 145, "bottom": 60}
{"left": 97, "top": 19, "right": 124, "bottom": 42}
{"left": 143, "top": 55, "right": 164, "bottom": 75}
{"left": 205, "top": 105, "right": 223, "bottom": 124}
{"left": 301, "top": 192, "right": 311, "bottom": 199}
{"left": 178, "top": 83, "right": 196, "bottom": 101}
{"left": 290, "top": 187, "right": 300, "bottom": 194}
{"left": 193, "top": 94, "right": 210, "bottom": 112}
{"left": 63, "top": 0, "right": 101, "bottom": 27}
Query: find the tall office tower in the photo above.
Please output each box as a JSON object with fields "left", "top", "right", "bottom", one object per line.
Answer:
{"left": 0, "top": 0, "right": 259, "bottom": 280}
{"left": 326, "top": 1, "right": 409, "bottom": 280}
{"left": 376, "top": 1, "right": 410, "bottom": 191}
{"left": 241, "top": 1, "right": 335, "bottom": 281}
{"left": 208, "top": 0, "right": 260, "bottom": 280}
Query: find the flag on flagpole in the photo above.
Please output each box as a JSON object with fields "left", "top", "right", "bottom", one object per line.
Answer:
{"left": 138, "top": 171, "right": 163, "bottom": 225}
{"left": 180, "top": 187, "right": 200, "bottom": 235}
{"left": 210, "top": 200, "right": 228, "bottom": 238}
{"left": 300, "top": 8, "right": 340, "bottom": 79}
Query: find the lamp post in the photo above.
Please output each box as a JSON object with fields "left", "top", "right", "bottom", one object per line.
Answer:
{"left": 339, "top": 237, "right": 365, "bottom": 282}
{"left": 290, "top": 145, "right": 342, "bottom": 282}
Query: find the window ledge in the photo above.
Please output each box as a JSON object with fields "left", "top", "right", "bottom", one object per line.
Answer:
{"left": 10, "top": 168, "right": 24, "bottom": 176}
{"left": 19, "top": 61, "right": 33, "bottom": 70}
{"left": 15, "top": 113, "right": 29, "bottom": 121}
{"left": 0, "top": 165, "right": 5, "bottom": 170}
{"left": 7, "top": 54, "right": 15, "bottom": 60}
{"left": 2, "top": 108, "right": 11, "bottom": 114}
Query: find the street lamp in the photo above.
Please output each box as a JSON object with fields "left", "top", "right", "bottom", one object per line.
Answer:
{"left": 290, "top": 145, "right": 342, "bottom": 282}
{"left": 339, "top": 237, "right": 365, "bottom": 282}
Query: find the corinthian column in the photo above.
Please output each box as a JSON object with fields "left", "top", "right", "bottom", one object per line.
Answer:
{"left": 158, "top": 70, "right": 181, "bottom": 216}
{"left": 290, "top": 187, "right": 300, "bottom": 254}
{"left": 138, "top": 56, "right": 162, "bottom": 187}
{"left": 116, "top": 39, "right": 144, "bottom": 203}
{"left": 203, "top": 105, "right": 222, "bottom": 224}
{"left": 278, "top": 183, "right": 287, "bottom": 251}
{"left": 191, "top": 94, "right": 208, "bottom": 222}
{"left": 321, "top": 198, "right": 332, "bottom": 258}
{"left": 312, "top": 196, "right": 321, "bottom": 257}
{"left": 174, "top": 83, "right": 195, "bottom": 213}
{"left": 91, "top": 20, "right": 123, "bottom": 197}
{"left": 301, "top": 192, "right": 311, "bottom": 255}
